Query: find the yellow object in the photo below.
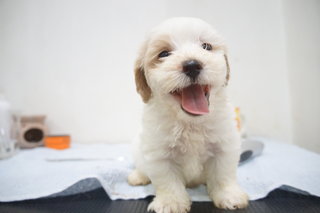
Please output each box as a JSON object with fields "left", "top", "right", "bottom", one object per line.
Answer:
{"left": 45, "top": 135, "right": 71, "bottom": 150}
{"left": 234, "top": 107, "right": 241, "bottom": 131}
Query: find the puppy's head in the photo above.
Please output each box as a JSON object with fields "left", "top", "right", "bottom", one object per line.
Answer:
{"left": 135, "top": 17, "right": 230, "bottom": 116}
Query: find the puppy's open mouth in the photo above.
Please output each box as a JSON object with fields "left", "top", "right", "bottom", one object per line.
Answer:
{"left": 171, "top": 84, "right": 210, "bottom": 116}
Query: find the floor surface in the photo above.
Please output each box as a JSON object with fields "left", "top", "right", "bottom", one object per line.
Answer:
{"left": 0, "top": 187, "right": 319, "bottom": 213}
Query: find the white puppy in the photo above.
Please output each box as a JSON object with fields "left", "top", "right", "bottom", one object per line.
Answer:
{"left": 128, "top": 17, "right": 248, "bottom": 213}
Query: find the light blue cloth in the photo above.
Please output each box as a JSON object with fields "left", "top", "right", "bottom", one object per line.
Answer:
{"left": 0, "top": 138, "right": 319, "bottom": 202}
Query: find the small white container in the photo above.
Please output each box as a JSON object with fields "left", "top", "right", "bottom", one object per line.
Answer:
{"left": 0, "top": 95, "right": 18, "bottom": 159}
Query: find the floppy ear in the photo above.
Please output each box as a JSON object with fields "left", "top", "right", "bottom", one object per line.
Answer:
{"left": 224, "top": 54, "right": 230, "bottom": 86}
{"left": 134, "top": 44, "right": 152, "bottom": 103}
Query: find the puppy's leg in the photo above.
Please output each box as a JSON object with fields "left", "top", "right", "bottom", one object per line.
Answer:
{"left": 206, "top": 148, "right": 248, "bottom": 210}
{"left": 147, "top": 161, "right": 191, "bottom": 213}
{"left": 128, "top": 169, "right": 151, "bottom": 186}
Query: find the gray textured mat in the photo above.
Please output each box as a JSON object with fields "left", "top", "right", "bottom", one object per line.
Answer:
{"left": 0, "top": 187, "right": 319, "bottom": 213}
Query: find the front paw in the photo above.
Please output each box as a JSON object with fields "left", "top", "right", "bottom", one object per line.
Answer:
{"left": 148, "top": 195, "right": 191, "bottom": 213}
{"left": 128, "top": 169, "right": 151, "bottom": 186}
{"left": 211, "top": 185, "right": 249, "bottom": 210}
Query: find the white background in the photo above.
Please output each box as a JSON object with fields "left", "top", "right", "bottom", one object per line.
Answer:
{"left": 0, "top": 0, "right": 319, "bottom": 152}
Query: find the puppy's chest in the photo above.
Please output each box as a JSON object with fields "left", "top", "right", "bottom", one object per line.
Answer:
{"left": 165, "top": 124, "right": 215, "bottom": 183}
{"left": 168, "top": 124, "right": 214, "bottom": 163}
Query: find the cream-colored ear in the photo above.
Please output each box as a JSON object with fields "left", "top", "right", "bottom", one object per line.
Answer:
{"left": 134, "top": 43, "right": 152, "bottom": 103}
{"left": 224, "top": 54, "right": 230, "bottom": 86}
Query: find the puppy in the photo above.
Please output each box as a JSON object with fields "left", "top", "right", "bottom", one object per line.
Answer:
{"left": 128, "top": 17, "right": 248, "bottom": 213}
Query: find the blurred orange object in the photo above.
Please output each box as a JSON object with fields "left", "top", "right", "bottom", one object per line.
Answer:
{"left": 44, "top": 135, "right": 70, "bottom": 150}
{"left": 234, "top": 107, "right": 241, "bottom": 131}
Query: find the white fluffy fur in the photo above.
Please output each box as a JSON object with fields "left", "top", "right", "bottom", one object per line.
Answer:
{"left": 128, "top": 17, "right": 248, "bottom": 213}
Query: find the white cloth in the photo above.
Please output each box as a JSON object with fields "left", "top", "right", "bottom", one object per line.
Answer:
{"left": 0, "top": 138, "right": 319, "bottom": 202}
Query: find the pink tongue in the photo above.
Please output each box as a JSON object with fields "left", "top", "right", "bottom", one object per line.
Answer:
{"left": 181, "top": 84, "right": 209, "bottom": 115}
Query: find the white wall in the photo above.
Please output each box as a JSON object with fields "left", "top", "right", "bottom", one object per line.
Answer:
{"left": 282, "top": 0, "right": 320, "bottom": 153}
{"left": 0, "top": 0, "right": 317, "bottom": 152}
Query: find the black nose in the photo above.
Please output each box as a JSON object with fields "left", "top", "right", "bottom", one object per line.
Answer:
{"left": 182, "top": 60, "right": 202, "bottom": 80}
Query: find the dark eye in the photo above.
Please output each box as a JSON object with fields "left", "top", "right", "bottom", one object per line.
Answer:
{"left": 158, "top": 50, "right": 171, "bottom": 58}
{"left": 202, "top": 43, "right": 212, "bottom": 51}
